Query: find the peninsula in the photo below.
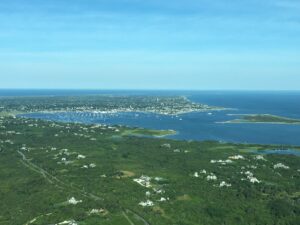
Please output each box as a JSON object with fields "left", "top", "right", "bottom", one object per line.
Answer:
{"left": 0, "top": 95, "right": 223, "bottom": 116}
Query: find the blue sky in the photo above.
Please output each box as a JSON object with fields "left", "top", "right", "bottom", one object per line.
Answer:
{"left": 0, "top": 0, "right": 300, "bottom": 90}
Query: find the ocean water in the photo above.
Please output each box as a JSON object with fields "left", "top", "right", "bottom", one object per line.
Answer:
{"left": 12, "top": 90, "right": 300, "bottom": 146}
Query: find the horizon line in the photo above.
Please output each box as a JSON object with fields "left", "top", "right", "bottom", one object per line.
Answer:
{"left": 0, "top": 88, "right": 300, "bottom": 92}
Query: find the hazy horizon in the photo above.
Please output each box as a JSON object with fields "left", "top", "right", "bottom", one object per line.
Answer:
{"left": 1, "top": 0, "right": 300, "bottom": 90}
{"left": 1, "top": 88, "right": 300, "bottom": 92}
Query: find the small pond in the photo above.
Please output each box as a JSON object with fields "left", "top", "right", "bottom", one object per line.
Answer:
{"left": 253, "top": 149, "right": 300, "bottom": 156}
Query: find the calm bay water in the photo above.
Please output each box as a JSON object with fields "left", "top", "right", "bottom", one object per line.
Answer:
{"left": 10, "top": 90, "right": 300, "bottom": 146}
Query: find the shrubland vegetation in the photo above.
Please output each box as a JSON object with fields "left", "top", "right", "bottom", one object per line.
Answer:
{"left": 0, "top": 116, "right": 299, "bottom": 225}
{"left": 0, "top": 95, "right": 299, "bottom": 225}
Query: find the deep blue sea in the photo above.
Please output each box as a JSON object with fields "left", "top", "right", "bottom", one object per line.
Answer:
{"left": 3, "top": 90, "right": 300, "bottom": 146}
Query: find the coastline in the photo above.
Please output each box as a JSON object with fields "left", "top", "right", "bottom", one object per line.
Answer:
{"left": 14, "top": 105, "right": 228, "bottom": 118}
{"left": 219, "top": 114, "right": 300, "bottom": 125}
{"left": 216, "top": 120, "right": 300, "bottom": 125}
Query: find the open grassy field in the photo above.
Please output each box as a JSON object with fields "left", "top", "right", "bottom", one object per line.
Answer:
{"left": 121, "top": 128, "right": 177, "bottom": 137}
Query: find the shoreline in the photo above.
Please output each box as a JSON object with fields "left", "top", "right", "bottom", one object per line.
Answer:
{"left": 216, "top": 120, "right": 300, "bottom": 125}
{"left": 219, "top": 113, "right": 300, "bottom": 125}
{"left": 13, "top": 106, "right": 229, "bottom": 117}
{"left": 6, "top": 113, "right": 300, "bottom": 148}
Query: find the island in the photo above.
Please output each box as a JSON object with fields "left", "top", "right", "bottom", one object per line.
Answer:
{"left": 219, "top": 114, "right": 300, "bottom": 125}
{"left": 0, "top": 97, "right": 299, "bottom": 225}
